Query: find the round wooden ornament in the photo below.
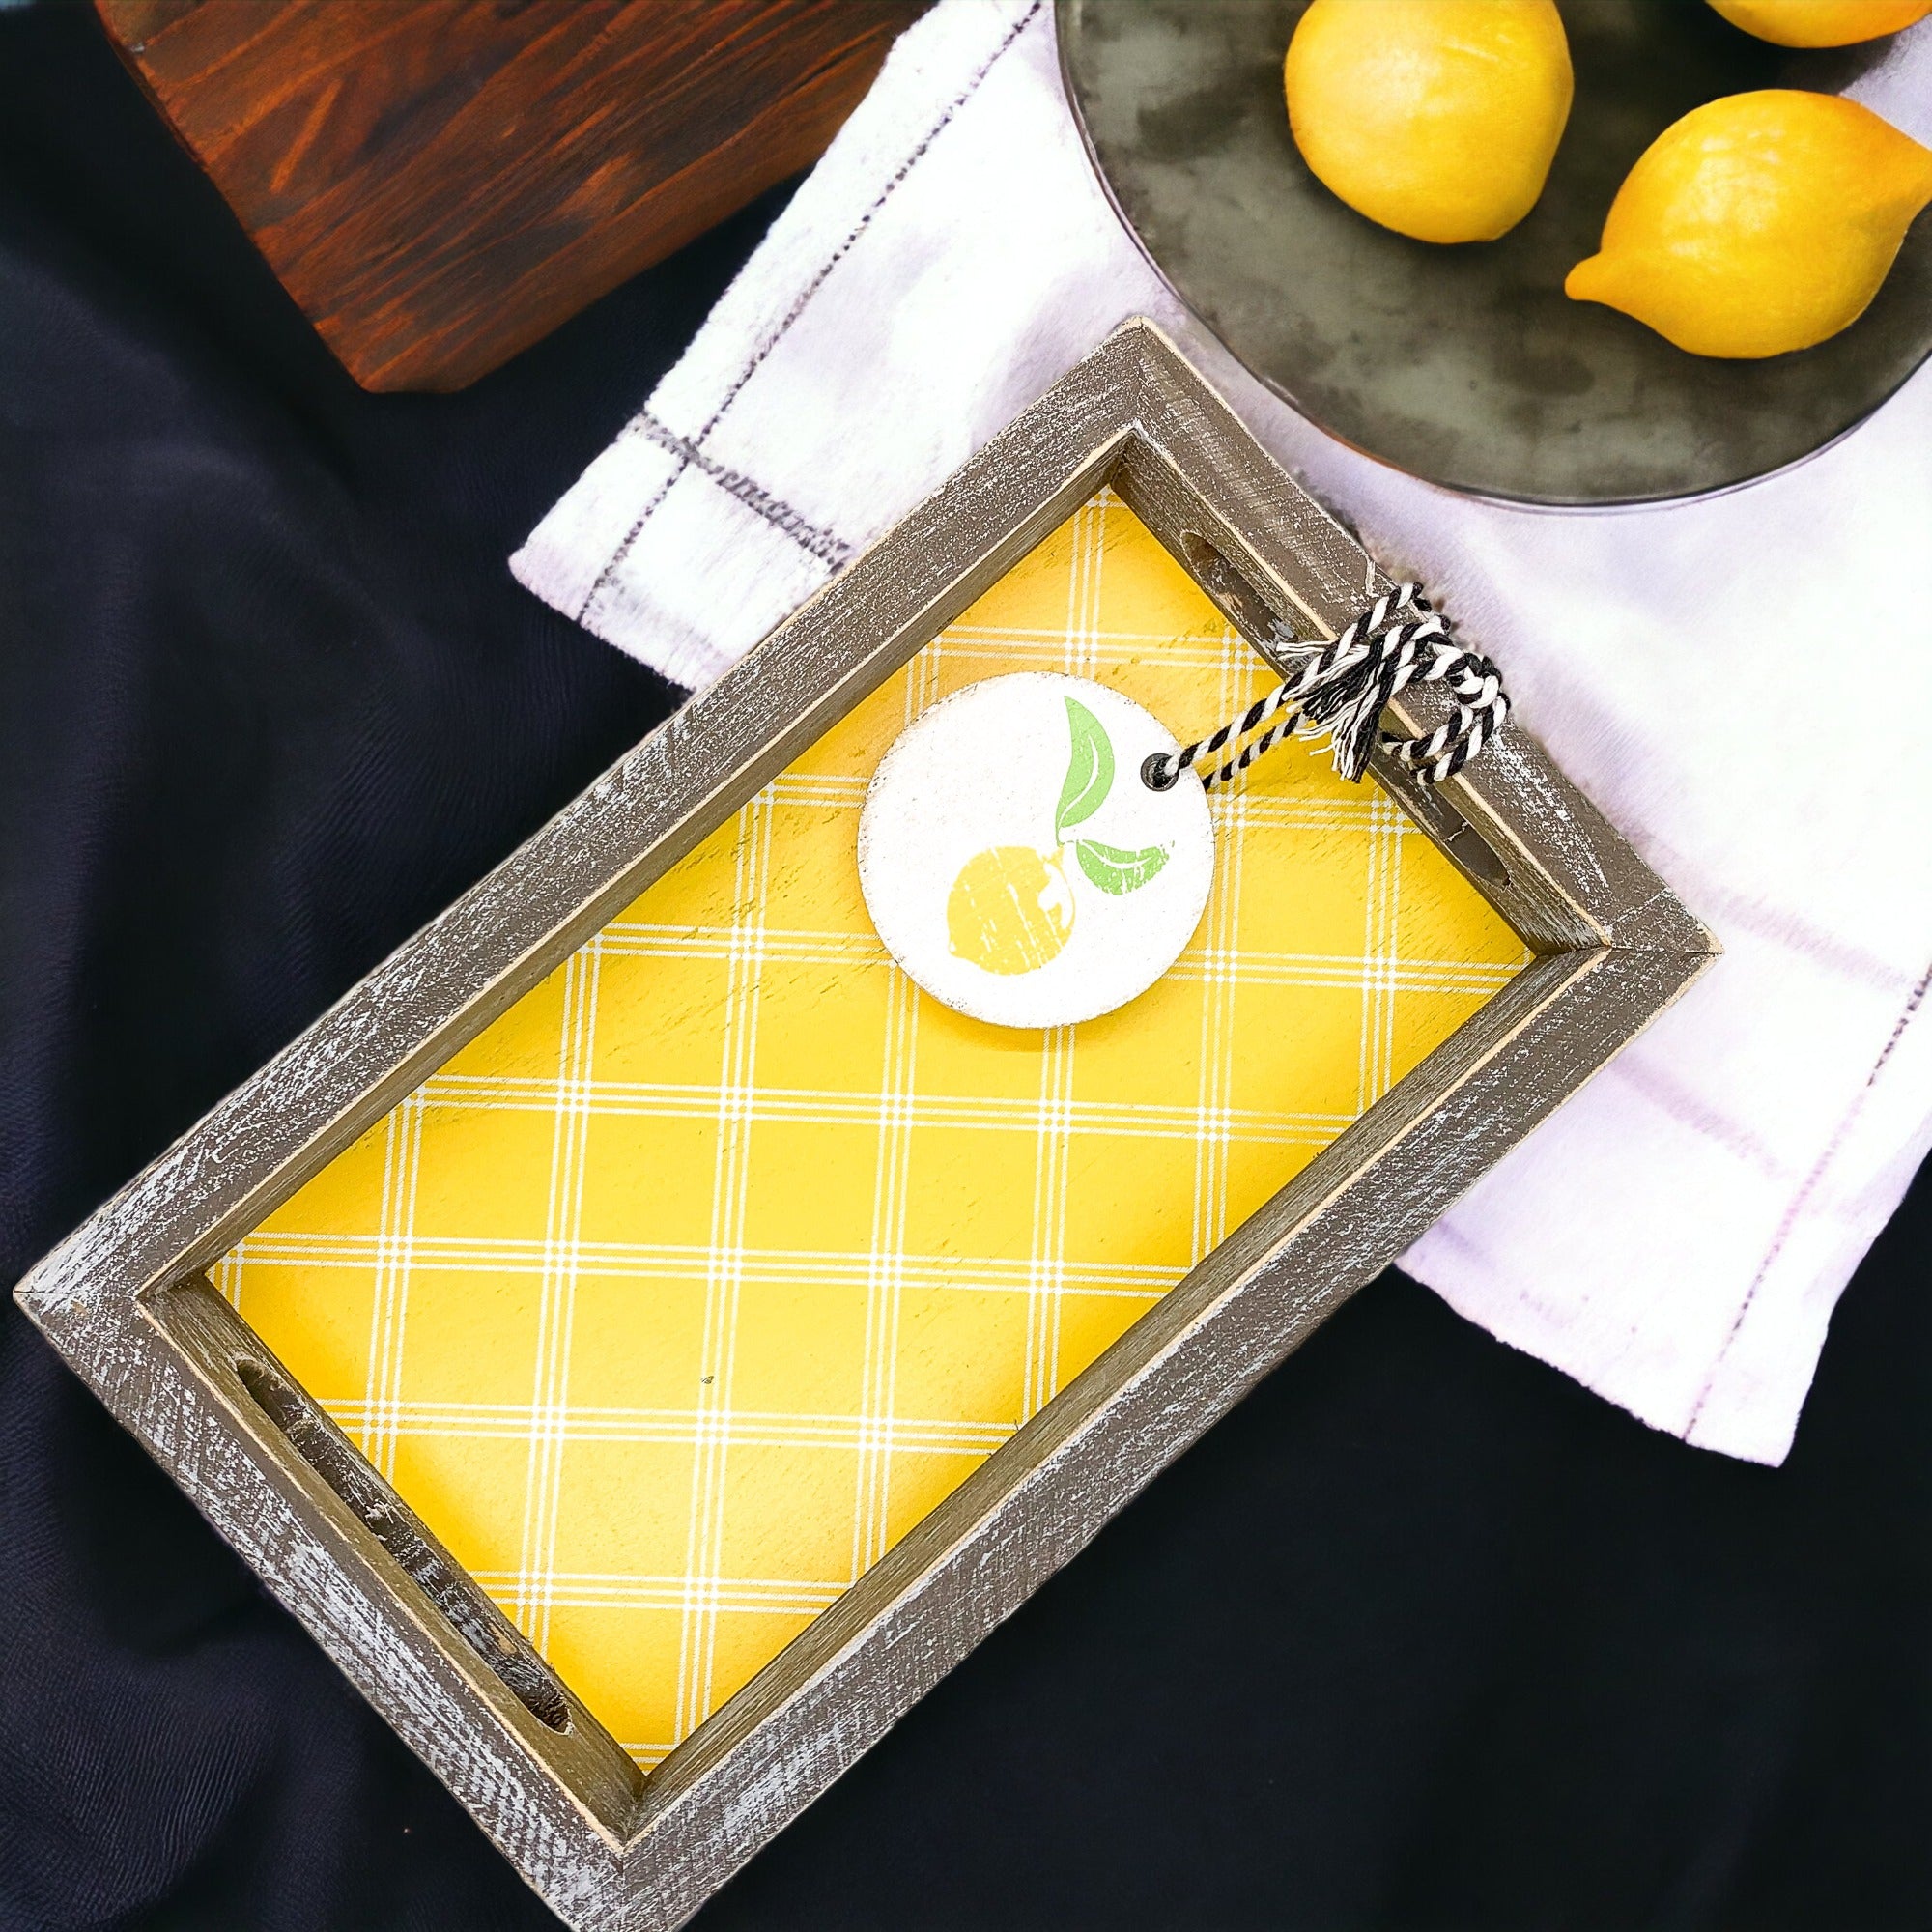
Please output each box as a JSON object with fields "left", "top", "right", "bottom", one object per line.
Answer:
{"left": 857, "top": 673, "right": 1214, "bottom": 1029}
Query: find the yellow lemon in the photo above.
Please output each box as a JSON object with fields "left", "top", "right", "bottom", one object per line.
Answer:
{"left": 947, "top": 846, "right": 1075, "bottom": 977}
{"left": 1565, "top": 92, "right": 1932, "bottom": 357}
{"left": 1284, "top": 0, "right": 1574, "bottom": 243}
{"left": 1706, "top": 0, "right": 1932, "bottom": 46}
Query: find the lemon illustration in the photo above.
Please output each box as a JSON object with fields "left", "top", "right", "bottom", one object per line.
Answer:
{"left": 947, "top": 845, "right": 1076, "bottom": 976}
{"left": 1707, "top": 0, "right": 1932, "bottom": 46}
{"left": 943, "top": 697, "right": 1173, "bottom": 980}
{"left": 1284, "top": 0, "right": 1574, "bottom": 243}
{"left": 1565, "top": 91, "right": 1932, "bottom": 358}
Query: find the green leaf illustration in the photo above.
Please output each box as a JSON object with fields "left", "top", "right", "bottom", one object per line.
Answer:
{"left": 1055, "top": 697, "right": 1115, "bottom": 838}
{"left": 1075, "top": 838, "right": 1170, "bottom": 895}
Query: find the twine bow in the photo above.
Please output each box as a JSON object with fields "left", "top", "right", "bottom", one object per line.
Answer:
{"left": 1143, "top": 583, "right": 1510, "bottom": 793}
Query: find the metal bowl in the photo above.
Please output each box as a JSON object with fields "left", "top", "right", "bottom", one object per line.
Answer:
{"left": 1059, "top": 0, "right": 1932, "bottom": 504}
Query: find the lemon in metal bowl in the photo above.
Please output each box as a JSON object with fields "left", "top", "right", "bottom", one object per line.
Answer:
{"left": 1566, "top": 91, "right": 1932, "bottom": 357}
{"left": 1284, "top": 0, "right": 1574, "bottom": 244}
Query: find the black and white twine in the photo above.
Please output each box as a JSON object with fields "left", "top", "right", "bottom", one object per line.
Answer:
{"left": 1141, "top": 583, "right": 1510, "bottom": 795}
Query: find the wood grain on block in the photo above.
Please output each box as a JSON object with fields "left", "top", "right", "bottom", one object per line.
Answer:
{"left": 95, "top": 0, "right": 926, "bottom": 391}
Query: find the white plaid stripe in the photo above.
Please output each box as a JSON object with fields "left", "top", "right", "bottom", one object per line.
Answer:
{"left": 677, "top": 789, "right": 775, "bottom": 1735}
{"left": 471, "top": 1572, "right": 851, "bottom": 1615}
{"left": 855, "top": 934, "right": 920, "bottom": 1576}
{"left": 223, "top": 1233, "right": 1183, "bottom": 1294}
{"left": 365, "top": 1090, "right": 426, "bottom": 1481}
{"left": 1359, "top": 790, "right": 1403, "bottom": 1112}
{"left": 513, "top": 939, "right": 603, "bottom": 1648}
{"left": 324, "top": 1403, "right": 1018, "bottom": 1455}
{"left": 1190, "top": 623, "right": 1256, "bottom": 1260}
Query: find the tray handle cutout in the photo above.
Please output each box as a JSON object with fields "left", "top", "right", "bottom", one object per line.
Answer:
{"left": 231, "top": 1350, "right": 574, "bottom": 1734}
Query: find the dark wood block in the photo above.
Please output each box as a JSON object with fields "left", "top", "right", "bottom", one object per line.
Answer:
{"left": 98, "top": 0, "right": 926, "bottom": 391}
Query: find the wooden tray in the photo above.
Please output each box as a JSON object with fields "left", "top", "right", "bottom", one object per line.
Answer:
{"left": 98, "top": 0, "right": 926, "bottom": 391}
{"left": 16, "top": 323, "right": 1715, "bottom": 1930}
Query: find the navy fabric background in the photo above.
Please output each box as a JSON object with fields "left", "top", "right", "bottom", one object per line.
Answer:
{"left": 3, "top": 8, "right": 1928, "bottom": 1927}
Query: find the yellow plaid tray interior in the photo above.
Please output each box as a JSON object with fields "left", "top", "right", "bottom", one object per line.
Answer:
{"left": 218, "top": 492, "right": 1527, "bottom": 1767}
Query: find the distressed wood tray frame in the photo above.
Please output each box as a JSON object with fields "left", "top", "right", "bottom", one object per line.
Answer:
{"left": 16, "top": 321, "right": 1715, "bottom": 1931}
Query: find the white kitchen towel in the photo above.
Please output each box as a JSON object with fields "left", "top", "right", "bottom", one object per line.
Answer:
{"left": 513, "top": 0, "right": 1932, "bottom": 1467}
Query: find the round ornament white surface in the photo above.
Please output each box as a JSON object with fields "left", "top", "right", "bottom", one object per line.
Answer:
{"left": 857, "top": 673, "right": 1214, "bottom": 1029}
